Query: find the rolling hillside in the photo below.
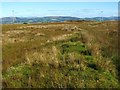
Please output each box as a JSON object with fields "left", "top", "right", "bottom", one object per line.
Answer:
{"left": 1, "top": 16, "right": 119, "bottom": 24}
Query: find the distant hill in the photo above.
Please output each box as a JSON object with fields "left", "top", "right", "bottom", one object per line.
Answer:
{"left": 0, "top": 16, "right": 119, "bottom": 24}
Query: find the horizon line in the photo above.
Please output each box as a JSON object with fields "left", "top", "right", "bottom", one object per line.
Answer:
{"left": 1, "top": 15, "right": 118, "bottom": 18}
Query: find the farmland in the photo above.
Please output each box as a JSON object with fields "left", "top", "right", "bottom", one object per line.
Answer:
{"left": 2, "top": 20, "right": 119, "bottom": 88}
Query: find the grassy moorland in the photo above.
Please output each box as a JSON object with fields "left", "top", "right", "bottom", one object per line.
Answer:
{"left": 2, "top": 21, "right": 119, "bottom": 88}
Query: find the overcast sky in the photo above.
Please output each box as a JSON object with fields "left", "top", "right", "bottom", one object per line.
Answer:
{"left": 1, "top": 2, "right": 118, "bottom": 18}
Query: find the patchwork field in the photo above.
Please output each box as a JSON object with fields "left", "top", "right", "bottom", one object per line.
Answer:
{"left": 2, "top": 21, "right": 119, "bottom": 88}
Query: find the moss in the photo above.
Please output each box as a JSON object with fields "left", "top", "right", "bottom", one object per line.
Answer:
{"left": 85, "top": 55, "right": 93, "bottom": 60}
{"left": 61, "top": 41, "right": 91, "bottom": 56}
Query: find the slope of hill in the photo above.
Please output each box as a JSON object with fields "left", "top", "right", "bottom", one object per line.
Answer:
{"left": 0, "top": 16, "right": 119, "bottom": 24}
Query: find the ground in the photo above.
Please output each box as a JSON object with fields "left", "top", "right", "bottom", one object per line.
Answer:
{"left": 2, "top": 21, "right": 119, "bottom": 88}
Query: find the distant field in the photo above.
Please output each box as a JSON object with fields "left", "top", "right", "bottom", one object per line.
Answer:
{"left": 2, "top": 21, "right": 119, "bottom": 88}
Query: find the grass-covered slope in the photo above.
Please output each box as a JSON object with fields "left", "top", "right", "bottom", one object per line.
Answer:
{"left": 2, "top": 21, "right": 119, "bottom": 88}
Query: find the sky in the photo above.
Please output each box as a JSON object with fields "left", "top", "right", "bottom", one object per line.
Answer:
{"left": 1, "top": 0, "right": 119, "bottom": 2}
{"left": 1, "top": 2, "right": 118, "bottom": 18}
